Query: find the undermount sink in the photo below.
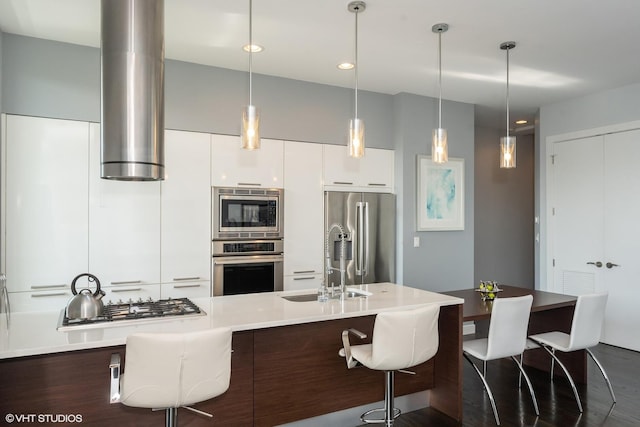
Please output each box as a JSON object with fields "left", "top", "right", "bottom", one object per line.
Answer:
{"left": 282, "top": 288, "right": 372, "bottom": 302}
{"left": 281, "top": 294, "right": 319, "bottom": 302}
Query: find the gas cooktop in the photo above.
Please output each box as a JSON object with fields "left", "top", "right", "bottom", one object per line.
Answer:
{"left": 57, "top": 297, "right": 206, "bottom": 331}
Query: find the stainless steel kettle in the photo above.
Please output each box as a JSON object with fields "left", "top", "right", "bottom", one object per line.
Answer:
{"left": 66, "top": 273, "right": 106, "bottom": 320}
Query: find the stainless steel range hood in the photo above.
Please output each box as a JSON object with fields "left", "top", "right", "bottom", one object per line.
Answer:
{"left": 100, "top": 0, "right": 165, "bottom": 181}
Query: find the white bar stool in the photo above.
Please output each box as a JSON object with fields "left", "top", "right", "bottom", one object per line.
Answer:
{"left": 340, "top": 305, "right": 440, "bottom": 427}
{"left": 109, "top": 327, "right": 232, "bottom": 427}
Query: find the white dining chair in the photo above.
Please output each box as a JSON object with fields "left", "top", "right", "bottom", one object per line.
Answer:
{"left": 109, "top": 327, "right": 232, "bottom": 427}
{"left": 463, "top": 295, "right": 538, "bottom": 426}
{"left": 340, "top": 305, "right": 440, "bottom": 426}
{"left": 528, "top": 292, "right": 615, "bottom": 413}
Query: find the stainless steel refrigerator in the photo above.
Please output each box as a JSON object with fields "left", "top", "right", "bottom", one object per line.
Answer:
{"left": 324, "top": 191, "right": 395, "bottom": 287}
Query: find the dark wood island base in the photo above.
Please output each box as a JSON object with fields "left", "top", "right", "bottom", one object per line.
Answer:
{"left": 0, "top": 304, "right": 462, "bottom": 426}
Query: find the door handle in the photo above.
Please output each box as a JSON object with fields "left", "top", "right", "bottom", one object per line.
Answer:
{"left": 586, "top": 261, "right": 603, "bottom": 268}
{"left": 606, "top": 262, "right": 620, "bottom": 269}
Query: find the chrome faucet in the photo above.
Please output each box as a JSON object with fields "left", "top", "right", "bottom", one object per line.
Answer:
{"left": 325, "top": 223, "right": 347, "bottom": 298}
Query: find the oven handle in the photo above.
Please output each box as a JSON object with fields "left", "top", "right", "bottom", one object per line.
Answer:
{"left": 213, "top": 255, "right": 284, "bottom": 265}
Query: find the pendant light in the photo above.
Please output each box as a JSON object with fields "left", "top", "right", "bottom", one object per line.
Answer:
{"left": 348, "top": 1, "right": 366, "bottom": 158}
{"left": 499, "top": 41, "right": 516, "bottom": 168}
{"left": 431, "top": 23, "right": 449, "bottom": 164}
{"left": 242, "top": 0, "right": 260, "bottom": 150}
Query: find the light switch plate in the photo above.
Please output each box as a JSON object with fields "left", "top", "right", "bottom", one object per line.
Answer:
{"left": 413, "top": 236, "right": 420, "bottom": 247}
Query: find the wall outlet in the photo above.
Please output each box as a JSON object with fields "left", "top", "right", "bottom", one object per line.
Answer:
{"left": 413, "top": 236, "right": 420, "bottom": 247}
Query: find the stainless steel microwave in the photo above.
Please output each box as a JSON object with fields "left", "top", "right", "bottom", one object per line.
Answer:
{"left": 212, "top": 187, "right": 284, "bottom": 239}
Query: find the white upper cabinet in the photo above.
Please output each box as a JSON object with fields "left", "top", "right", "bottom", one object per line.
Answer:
{"left": 211, "top": 134, "right": 284, "bottom": 188}
{"left": 88, "top": 123, "right": 161, "bottom": 287}
{"left": 160, "top": 130, "right": 211, "bottom": 296}
{"left": 3, "top": 115, "right": 89, "bottom": 293}
{"left": 283, "top": 141, "right": 324, "bottom": 283}
{"left": 323, "top": 145, "right": 394, "bottom": 192}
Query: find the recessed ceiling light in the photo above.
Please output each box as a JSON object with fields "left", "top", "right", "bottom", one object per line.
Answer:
{"left": 242, "top": 44, "right": 263, "bottom": 53}
{"left": 515, "top": 119, "right": 528, "bottom": 125}
{"left": 337, "top": 62, "right": 355, "bottom": 70}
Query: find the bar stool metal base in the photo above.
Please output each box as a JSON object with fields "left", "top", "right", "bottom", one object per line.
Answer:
{"left": 165, "top": 407, "right": 177, "bottom": 427}
{"left": 360, "top": 371, "right": 401, "bottom": 426}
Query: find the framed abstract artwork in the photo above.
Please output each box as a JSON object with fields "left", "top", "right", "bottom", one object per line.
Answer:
{"left": 416, "top": 155, "right": 465, "bottom": 231}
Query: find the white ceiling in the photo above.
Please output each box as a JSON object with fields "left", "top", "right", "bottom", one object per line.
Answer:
{"left": 1, "top": 0, "right": 639, "bottom": 130}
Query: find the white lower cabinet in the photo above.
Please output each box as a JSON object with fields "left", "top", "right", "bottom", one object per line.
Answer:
{"left": 160, "top": 281, "right": 211, "bottom": 299}
{"left": 9, "top": 289, "right": 74, "bottom": 313}
{"left": 284, "top": 274, "right": 323, "bottom": 292}
{"left": 88, "top": 123, "right": 161, "bottom": 287}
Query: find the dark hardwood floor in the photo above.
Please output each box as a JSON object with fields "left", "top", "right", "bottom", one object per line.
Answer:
{"left": 360, "top": 344, "right": 640, "bottom": 427}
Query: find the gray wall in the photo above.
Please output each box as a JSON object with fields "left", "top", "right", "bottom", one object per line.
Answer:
{"left": 536, "top": 82, "right": 640, "bottom": 288}
{"left": 2, "top": 33, "right": 479, "bottom": 292}
{"left": 1, "top": 34, "right": 394, "bottom": 148}
{"left": 475, "top": 127, "right": 534, "bottom": 288}
{"left": 394, "top": 93, "right": 475, "bottom": 292}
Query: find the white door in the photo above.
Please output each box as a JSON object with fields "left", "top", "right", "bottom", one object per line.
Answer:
{"left": 551, "top": 130, "right": 640, "bottom": 351}
{"left": 551, "top": 136, "right": 604, "bottom": 296}
{"left": 601, "top": 129, "right": 640, "bottom": 350}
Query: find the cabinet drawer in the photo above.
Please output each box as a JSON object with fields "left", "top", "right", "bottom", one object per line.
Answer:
{"left": 160, "top": 281, "right": 211, "bottom": 299}
{"left": 9, "top": 290, "right": 73, "bottom": 313}
{"left": 284, "top": 274, "right": 323, "bottom": 291}
{"left": 102, "top": 284, "right": 161, "bottom": 305}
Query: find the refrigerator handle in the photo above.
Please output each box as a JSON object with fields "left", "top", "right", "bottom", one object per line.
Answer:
{"left": 356, "top": 202, "right": 365, "bottom": 275}
{"left": 363, "top": 202, "right": 370, "bottom": 276}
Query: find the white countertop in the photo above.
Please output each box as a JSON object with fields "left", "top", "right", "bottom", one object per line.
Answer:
{"left": 0, "top": 283, "right": 462, "bottom": 360}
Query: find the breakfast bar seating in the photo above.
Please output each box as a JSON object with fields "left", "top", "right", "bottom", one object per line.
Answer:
{"left": 340, "top": 305, "right": 440, "bottom": 426}
{"left": 109, "top": 327, "right": 233, "bottom": 426}
{"left": 0, "top": 283, "right": 464, "bottom": 426}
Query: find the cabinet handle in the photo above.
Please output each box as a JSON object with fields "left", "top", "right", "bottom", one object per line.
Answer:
{"left": 31, "top": 292, "right": 67, "bottom": 297}
{"left": 293, "top": 270, "right": 316, "bottom": 274}
{"left": 111, "top": 288, "right": 142, "bottom": 292}
{"left": 333, "top": 181, "right": 353, "bottom": 185}
{"left": 237, "top": 182, "right": 261, "bottom": 187}
{"left": 111, "top": 280, "right": 142, "bottom": 285}
{"left": 173, "top": 277, "right": 201, "bottom": 281}
{"left": 293, "top": 276, "right": 315, "bottom": 281}
{"left": 31, "top": 284, "right": 67, "bottom": 290}
{"left": 367, "top": 183, "right": 386, "bottom": 187}
{"left": 172, "top": 284, "right": 201, "bottom": 289}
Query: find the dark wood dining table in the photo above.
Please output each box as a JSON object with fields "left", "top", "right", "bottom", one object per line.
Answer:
{"left": 442, "top": 285, "right": 587, "bottom": 384}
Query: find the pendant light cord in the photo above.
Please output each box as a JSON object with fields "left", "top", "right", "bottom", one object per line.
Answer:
{"left": 437, "top": 30, "right": 442, "bottom": 129}
{"left": 505, "top": 47, "right": 510, "bottom": 139}
{"left": 354, "top": 7, "right": 359, "bottom": 120}
{"left": 249, "top": 0, "right": 253, "bottom": 105}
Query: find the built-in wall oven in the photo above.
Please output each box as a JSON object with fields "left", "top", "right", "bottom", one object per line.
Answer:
{"left": 212, "top": 240, "right": 284, "bottom": 296}
{"left": 212, "top": 187, "right": 285, "bottom": 296}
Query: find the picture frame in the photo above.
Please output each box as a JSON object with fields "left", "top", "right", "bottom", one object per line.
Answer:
{"left": 416, "top": 155, "right": 465, "bottom": 231}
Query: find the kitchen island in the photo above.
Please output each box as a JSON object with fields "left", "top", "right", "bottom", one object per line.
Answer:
{"left": 0, "top": 283, "right": 463, "bottom": 426}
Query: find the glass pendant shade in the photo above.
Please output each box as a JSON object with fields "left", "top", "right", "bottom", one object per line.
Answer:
{"left": 241, "top": 105, "right": 260, "bottom": 150}
{"left": 432, "top": 128, "right": 448, "bottom": 163}
{"left": 500, "top": 135, "right": 516, "bottom": 168}
{"left": 349, "top": 118, "right": 365, "bottom": 158}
